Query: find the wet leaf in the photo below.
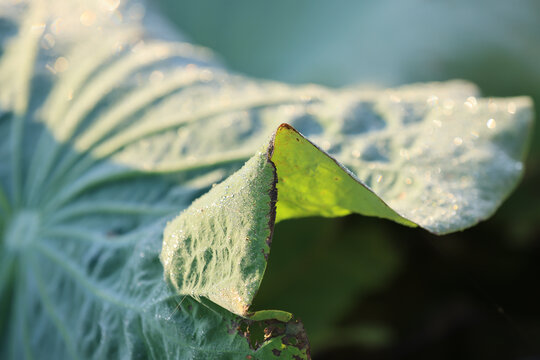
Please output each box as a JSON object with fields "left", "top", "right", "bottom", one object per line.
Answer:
{"left": 0, "top": 0, "right": 533, "bottom": 359}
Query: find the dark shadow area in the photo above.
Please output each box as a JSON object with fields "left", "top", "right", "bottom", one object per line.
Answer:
{"left": 254, "top": 213, "right": 540, "bottom": 359}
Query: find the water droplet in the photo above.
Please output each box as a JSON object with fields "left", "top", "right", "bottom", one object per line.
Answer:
{"left": 399, "top": 149, "right": 410, "bottom": 160}
{"left": 426, "top": 95, "right": 439, "bottom": 106}
{"left": 149, "top": 70, "right": 164, "bottom": 83}
{"left": 54, "top": 57, "right": 69, "bottom": 73}
{"left": 376, "top": 175, "right": 383, "bottom": 183}
{"left": 507, "top": 102, "right": 516, "bottom": 114}
{"left": 464, "top": 96, "right": 477, "bottom": 108}
{"left": 453, "top": 137, "right": 463, "bottom": 146}
{"left": 199, "top": 69, "right": 213, "bottom": 82}
{"left": 41, "top": 33, "right": 55, "bottom": 49}
{"left": 470, "top": 131, "right": 479, "bottom": 139}
{"left": 389, "top": 93, "right": 401, "bottom": 103}
{"left": 486, "top": 118, "right": 496, "bottom": 129}
{"left": 113, "top": 40, "right": 124, "bottom": 53}
{"left": 30, "top": 23, "right": 46, "bottom": 35}
{"left": 50, "top": 18, "right": 64, "bottom": 35}
{"left": 131, "top": 40, "right": 145, "bottom": 53}
{"left": 80, "top": 10, "right": 96, "bottom": 26}
{"left": 100, "top": 0, "right": 121, "bottom": 12}
{"left": 452, "top": 204, "right": 459, "bottom": 211}
{"left": 443, "top": 100, "right": 454, "bottom": 115}
{"left": 432, "top": 119, "right": 442, "bottom": 127}
{"left": 45, "top": 63, "right": 56, "bottom": 74}
{"left": 185, "top": 63, "right": 198, "bottom": 72}
{"left": 464, "top": 96, "right": 478, "bottom": 112}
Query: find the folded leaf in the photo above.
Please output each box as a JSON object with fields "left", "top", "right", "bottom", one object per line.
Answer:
{"left": 163, "top": 93, "right": 532, "bottom": 315}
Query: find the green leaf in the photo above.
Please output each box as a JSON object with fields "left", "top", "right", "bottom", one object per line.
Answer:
{"left": 0, "top": 1, "right": 533, "bottom": 359}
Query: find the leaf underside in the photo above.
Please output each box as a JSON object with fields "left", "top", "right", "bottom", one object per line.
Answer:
{"left": 0, "top": 1, "right": 533, "bottom": 359}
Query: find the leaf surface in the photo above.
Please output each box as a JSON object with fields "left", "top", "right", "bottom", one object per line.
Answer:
{"left": 0, "top": 0, "right": 533, "bottom": 359}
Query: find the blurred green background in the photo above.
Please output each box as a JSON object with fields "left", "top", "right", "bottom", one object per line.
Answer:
{"left": 156, "top": 1, "right": 540, "bottom": 358}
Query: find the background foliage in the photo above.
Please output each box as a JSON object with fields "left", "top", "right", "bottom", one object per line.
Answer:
{"left": 156, "top": 0, "right": 540, "bottom": 358}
